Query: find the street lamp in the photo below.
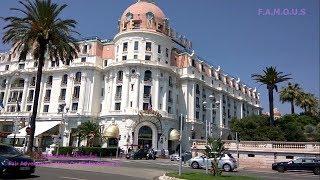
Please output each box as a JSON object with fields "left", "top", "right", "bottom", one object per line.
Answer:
{"left": 203, "top": 96, "right": 220, "bottom": 174}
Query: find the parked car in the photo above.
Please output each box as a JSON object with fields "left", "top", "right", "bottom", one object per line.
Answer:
{"left": 170, "top": 152, "right": 192, "bottom": 162}
{"left": 0, "top": 144, "right": 35, "bottom": 177}
{"left": 146, "top": 149, "right": 157, "bottom": 160}
{"left": 272, "top": 157, "right": 320, "bottom": 175}
{"left": 188, "top": 153, "right": 237, "bottom": 172}
{"left": 126, "top": 149, "right": 148, "bottom": 160}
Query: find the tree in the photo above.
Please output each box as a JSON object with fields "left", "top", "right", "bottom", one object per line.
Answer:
{"left": 296, "top": 92, "right": 318, "bottom": 115}
{"left": 205, "top": 138, "right": 225, "bottom": 176}
{"left": 252, "top": 66, "right": 291, "bottom": 126}
{"left": 76, "top": 121, "right": 101, "bottom": 147}
{"left": 2, "top": 0, "right": 79, "bottom": 153}
{"left": 279, "top": 83, "right": 302, "bottom": 114}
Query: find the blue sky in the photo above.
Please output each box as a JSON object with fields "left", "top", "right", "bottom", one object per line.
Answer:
{"left": 0, "top": 0, "right": 319, "bottom": 114}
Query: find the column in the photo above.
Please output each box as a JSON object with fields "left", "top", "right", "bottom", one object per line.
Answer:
{"left": 218, "top": 93, "right": 223, "bottom": 137}
{"left": 107, "top": 73, "right": 115, "bottom": 111}
{"left": 3, "top": 78, "right": 11, "bottom": 107}
{"left": 135, "top": 72, "right": 141, "bottom": 110}
{"left": 21, "top": 77, "right": 29, "bottom": 112}
{"left": 122, "top": 69, "right": 130, "bottom": 110}
{"left": 163, "top": 77, "right": 168, "bottom": 113}
{"left": 66, "top": 74, "right": 74, "bottom": 110}
{"left": 154, "top": 70, "right": 160, "bottom": 111}
{"left": 78, "top": 72, "right": 87, "bottom": 114}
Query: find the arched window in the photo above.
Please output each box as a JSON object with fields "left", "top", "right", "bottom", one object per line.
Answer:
{"left": 75, "top": 72, "right": 81, "bottom": 83}
{"left": 117, "top": 71, "right": 123, "bottom": 82}
{"left": 62, "top": 74, "right": 68, "bottom": 85}
{"left": 30, "top": 77, "right": 36, "bottom": 87}
{"left": 144, "top": 70, "right": 152, "bottom": 82}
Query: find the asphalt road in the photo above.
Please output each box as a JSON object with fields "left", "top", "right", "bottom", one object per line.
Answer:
{"left": 1, "top": 159, "right": 319, "bottom": 180}
{"left": 1, "top": 167, "right": 146, "bottom": 180}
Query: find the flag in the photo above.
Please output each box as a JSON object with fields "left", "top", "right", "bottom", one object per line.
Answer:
{"left": 148, "top": 93, "right": 152, "bottom": 110}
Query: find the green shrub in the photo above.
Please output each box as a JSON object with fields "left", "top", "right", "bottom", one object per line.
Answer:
{"left": 51, "top": 147, "right": 119, "bottom": 157}
{"left": 52, "top": 146, "right": 74, "bottom": 155}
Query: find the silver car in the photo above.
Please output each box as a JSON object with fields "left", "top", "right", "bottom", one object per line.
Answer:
{"left": 188, "top": 153, "right": 237, "bottom": 172}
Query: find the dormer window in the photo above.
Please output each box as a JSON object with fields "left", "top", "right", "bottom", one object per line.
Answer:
{"left": 146, "top": 12, "right": 154, "bottom": 21}
{"left": 126, "top": 12, "right": 133, "bottom": 21}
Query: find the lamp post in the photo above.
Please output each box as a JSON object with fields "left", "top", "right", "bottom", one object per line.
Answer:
{"left": 178, "top": 114, "right": 183, "bottom": 176}
{"left": 203, "top": 95, "right": 220, "bottom": 174}
{"left": 57, "top": 107, "right": 68, "bottom": 155}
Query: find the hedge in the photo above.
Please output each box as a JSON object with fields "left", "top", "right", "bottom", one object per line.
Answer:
{"left": 52, "top": 147, "right": 120, "bottom": 157}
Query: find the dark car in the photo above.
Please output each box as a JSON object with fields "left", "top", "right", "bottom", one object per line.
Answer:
{"left": 0, "top": 144, "right": 35, "bottom": 177}
{"left": 126, "top": 149, "right": 148, "bottom": 160}
{"left": 272, "top": 157, "right": 320, "bottom": 175}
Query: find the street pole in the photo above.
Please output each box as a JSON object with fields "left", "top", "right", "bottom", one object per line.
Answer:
{"left": 179, "top": 114, "right": 183, "bottom": 176}
{"left": 236, "top": 132, "right": 239, "bottom": 168}
{"left": 205, "top": 114, "right": 208, "bottom": 174}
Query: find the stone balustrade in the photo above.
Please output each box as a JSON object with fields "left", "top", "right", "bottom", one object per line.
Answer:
{"left": 191, "top": 139, "right": 320, "bottom": 155}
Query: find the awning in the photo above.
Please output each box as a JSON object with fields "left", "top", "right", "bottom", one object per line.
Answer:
{"left": 7, "top": 121, "right": 60, "bottom": 138}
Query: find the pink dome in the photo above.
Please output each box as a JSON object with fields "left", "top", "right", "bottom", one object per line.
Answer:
{"left": 121, "top": 0, "right": 166, "bottom": 21}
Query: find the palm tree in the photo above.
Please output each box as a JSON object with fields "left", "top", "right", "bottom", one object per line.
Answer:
{"left": 76, "top": 121, "right": 101, "bottom": 147}
{"left": 279, "top": 83, "right": 302, "bottom": 114}
{"left": 296, "top": 92, "right": 318, "bottom": 115}
{"left": 205, "top": 138, "right": 225, "bottom": 176}
{"left": 2, "top": 0, "right": 79, "bottom": 153}
{"left": 252, "top": 67, "right": 291, "bottom": 126}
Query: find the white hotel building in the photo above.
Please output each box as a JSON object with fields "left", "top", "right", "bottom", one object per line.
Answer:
{"left": 0, "top": 0, "right": 261, "bottom": 153}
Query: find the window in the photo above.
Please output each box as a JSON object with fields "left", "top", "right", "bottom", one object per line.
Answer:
{"left": 146, "top": 42, "right": 152, "bottom": 51}
{"left": 104, "top": 60, "right": 108, "bottom": 67}
{"left": 165, "top": 48, "right": 169, "bottom": 57}
{"left": 144, "top": 70, "right": 152, "bottom": 82}
{"left": 123, "top": 42, "right": 128, "bottom": 52}
{"left": 168, "top": 90, "right": 172, "bottom": 103}
{"left": 286, "top": 156, "right": 294, "bottom": 159}
{"left": 196, "top": 97, "right": 200, "bottom": 108}
{"left": 26, "top": 105, "right": 32, "bottom": 112}
{"left": 58, "top": 104, "right": 66, "bottom": 112}
{"left": 27, "top": 90, "right": 34, "bottom": 102}
{"left": 101, "top": 88, "right": 104, "bottom": 97}
{"left": 158, "top": 45, "right": 161, "bottom": 53}
{"left": 131, "top": 84, "right": 134, "bottom": 91}
{"left": 143, "top": 103, "right": 149, "bottom": 110}
{"left": 168, "top": 76, "right": 173, "bottom": 87}
{"left": 81, "top": 57, "right": 86, "bottom": 62}
{"left": 0, "top": 79, "right": 6, "bottom": 89}
{"left": 196, "top": 84, "right": 200, "bottom": 94}
{"left": 248, "top": 154, "right": 255, "bottom": 157}
{"left": 75, "top": 72, "right": 81, "bottom": 83}
{"left": 196, "top": 111, "right": 200, "bottom": 119}
{"left": 122, "top": 55, "right": 127, "bottom": 61}
{"left": 117, "top": 71, "right": 123, "bottom": 82}
{"left": 44, "top": 90, "right": 51, "bottom": 102}
{"left": 145, "top": 55, "right": 151, "bottom": 61}
{"left": 60, "top": 89, "right": 66, "bottom": 100}
{"left": 46, "top": 76, "right": 53, "bottom": 86}
{"left": 115, "top": 86, "right": 122, "bottom": 99}
{"left": 134, "top": 41, "right": 139, "bottom": 51}
{"left": 0, "top": 92, "right": 5, "bottom": 101}
{"left": 5, "top": 65, "right": 9, "bottom": 71}
{"left": 134, "top": 55, "right": 138, "bottom": 59}
{"left": 73, "top": 86, "right": 80, "bottom": 99}
{"left": 115, "top": 103, "right": 121, "bottom": 110}
{"left": 117, "top": 45, "right": 119, "bottom": 53}
{"left": 72, "top": 103, "right": 78, "bottom": 111}
{"left": 43, "top": 105, "right": 49, "bottom": 113}
{"left": 168, "top": 106, "right": 172, "bottom": 114}
{"left": 18, "top": 63, "right": 25, "bottom": 69}
{"left": 143, "top": 86, "right": 151, "bottom": 98}
{"left": 130, "top": 101, "right": 133, "bottom": 107}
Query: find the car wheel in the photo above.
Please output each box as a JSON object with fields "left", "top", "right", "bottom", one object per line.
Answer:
{"left": 313, "top": 167, "right": 320, "bottom": 175}
{"left": 277, "top": 166, "right": 285, "bottom": 173}
{"left": 223, "top": 164, "right": 232, "bottom": 172}
{"left": 191, "top": 162, "right": 199, "bottom": 169}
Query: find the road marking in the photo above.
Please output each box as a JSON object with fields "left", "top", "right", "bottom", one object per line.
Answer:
{"left": 60, "top": 177, "right": 88, "bottom": 180}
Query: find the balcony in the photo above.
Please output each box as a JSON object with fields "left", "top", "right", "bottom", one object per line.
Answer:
{"left": 27, "top": 97, "right": 33, "bottom": 103}
{"left": 59, "top": 96, "right": 66, "bottom": 101}
{"left": 143, "top": 94, "right": 150, "bottom": 99}
{"left": 72, "top": 95, "right": 79, "bottom": 101}
{"left": 168, "top": 98, "right": 173, "bottom": 103}
{"left": 61, "top": 81, "right": 67, "bottom": 86}
{"left": 46, "top": 82, "right": 52, "bottom": 87}
{"left": 74, "top": 79, "right": 81, "bottom": 85}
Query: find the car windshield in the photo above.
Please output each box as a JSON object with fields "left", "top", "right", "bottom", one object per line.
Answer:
{"left": 292, "top": 158, "right": 303, "bottom": 163}
{"left": 0, "top": 145, "right": 22, "bottom": 156}
{"left": 227, "top": 153, "right": 234, "bottom": 158}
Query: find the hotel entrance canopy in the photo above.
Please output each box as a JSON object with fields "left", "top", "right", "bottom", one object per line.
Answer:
{"left": 7, "top": 121, "right": 60, "bottom": 138}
